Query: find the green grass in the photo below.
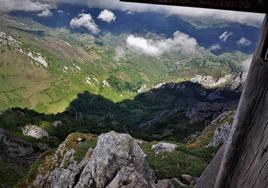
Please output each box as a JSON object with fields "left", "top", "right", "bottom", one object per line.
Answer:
{"left": 141, "top": 141, "right": 217, "bottom": 179}
{"left": 62, "top": 132, "right": 97, "bottom": 161}
{"left": 0, "top": 16, "right": 246, "bottom": 115}
{"left": 188, "top": 111, "right": 234, "bottom": 148}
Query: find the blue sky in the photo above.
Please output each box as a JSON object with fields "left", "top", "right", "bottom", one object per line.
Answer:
{"left": 0, "top": 0, "right": 264, "bottom": 26}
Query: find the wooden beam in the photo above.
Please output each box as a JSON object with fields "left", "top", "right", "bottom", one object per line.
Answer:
{"left": 215, "top": 15, "right": 268, "bottom": 188}
{"left": 121, "top": 0, "right": 268, "bottom": 13}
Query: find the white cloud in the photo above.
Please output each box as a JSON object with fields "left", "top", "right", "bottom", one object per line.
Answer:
{"left": 219, "top": 31, "right": 233, "bottom": 42}
{"left": 70, "top": 13, "right": 100, "bottom": 34}
{"left": 37, "top": 9, "right": 53, "bottom": 17}
{"left": 241, "top": 55, "right": 253, "bottom": 72}
{"left": 0, "top": 0, "right": 54, "bottom": 16}
{"left": 209, "top": 44, "right": 221, "bottom": 51}
{"left": 237, "top": 37, "right": 252, "bottom": 47}
{"left": 126, "top": 31, "right": 198, "bottom": 56}
{"left": 57, "top": 0, "right": 264, "bottom": 26}
{"left": 1, "top": 0, "right": 264, "bottom": 26}
{"left": 98, "top": 9, "right": 116, "bottom": 23}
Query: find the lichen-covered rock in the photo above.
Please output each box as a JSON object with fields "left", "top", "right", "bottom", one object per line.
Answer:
{"left": 22, "top": 125, "right": 49, "bottom": 139}
{"left": 151, "top": 143, "right": 177, "bottom": 155}
{"left": 74, "top": 131, "right": 156, "bottom": 188}
{"left": 29, "top": 132, "right": 95, "bottom": 188}
{"left": 29, "top": 131, "right": 158, "bottom": 188}
{"left": 106, "top": 166, "right": 153, "bottom": 188}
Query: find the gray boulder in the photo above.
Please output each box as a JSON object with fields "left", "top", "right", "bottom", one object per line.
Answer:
{"left": 22, "top": 125, "right": 49, "bottom": 139}
{"left": 74, "top": 131, "right": 156, "bottom": 188}
{"left": 151, "top": 143, "right": 177, "bottom": 155}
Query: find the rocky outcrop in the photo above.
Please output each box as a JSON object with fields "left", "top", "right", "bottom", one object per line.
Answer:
{"left": 191, "top": 75, "right": 216, "bottom": 87}
{"left": 0, "top": 128, "right": 48, "bottom": 165}
{"left": 29, "top": 131, "right": 166, "bottom": 188}
{"left": 186, "top": 101, "right": 237, "bottom": 124}
{"left": 188, "top": 111, "right": 235, "bottom": 148}
{"left": 74, "top": 131, "right": 156, "bottom": 188}
{"left": 0, "top": 31, "right": 22, "bottom": 48}
{"left": 0, "top": 31, "right": 49, "bottom": 67}
{"left": 151, "top": 143, "right": 177, "bottom": 155}
{"left": 206, "top": 73, "right": 246, "bottom": 102}
{"left": 208, "top": 124, "right": 231, "bottom": 147}
{"left": 220, "top": 73, "right": 246, "bottom": 93}
{"left": 191, "top": 75, "right": 234, "bottom": 88}
{"left": 137, "top": 84, "right": 151, "bottom": 93}
{"left": 186, "top": 74, "right": 244, "bottom": 125}
{"left": 22, "top": 125, "right": 49, "bottom": 139}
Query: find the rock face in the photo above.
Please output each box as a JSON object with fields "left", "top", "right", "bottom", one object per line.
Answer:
{"left": 186, "top": 74, "right": 245, "bottom": 125}
{"left": 208, "top": 124, "right": 231, "bottom": 147}
{"left": 186, "top": 101, "right": 237, "bottom": 124}
{"left": 74, "top": 131, "right": 156, "bottom": 188}
{"left": 0, "top": 128, "right": 48, "bottom": 165}
{"left": 151, "top": 143, "right": 177, "bottom": 155}
{"left": 30, "top": 131, "right": 159, "bottom": 188}
{"left": 188, "top": 111, "right": 234, "bottom": 148}
{"left": 0, "top": 31, "right": 22, "bottom": 48}
{"left": 191, "top": 75, "right": 216, "bottom": 87}
{"left": 22, "top": 125, "right": 49, "bottom": 139}
{"left": 191, "top": 74, "right": 234, "bottom": 88}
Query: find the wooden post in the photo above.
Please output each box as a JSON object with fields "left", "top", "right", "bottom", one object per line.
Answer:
{"left": 215, "top": 15, "right": 268, "bottom": 188}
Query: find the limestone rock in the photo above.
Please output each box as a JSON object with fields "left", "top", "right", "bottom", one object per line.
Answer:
{"left": 30, "top": 133, "right": 94, "bottom": 188}
{"left": 106, "top": 166, "right": 153, "bottom": 188}
{"left": 137, "top": 84, "right": 151, "bottom": 93}
{"left": 151, "top": 142, "right": 177, "bottom": 155}
{"left": 74, "top": 131, "right": 156, "bottom": 188}
{"left": 191, "top": 74, "right": 234, "bottom": 88}
{"left": 29, "top": 131, "right": 157, "bottom": 188}
{"left": 208, "top": 124, "right": 231, "bottom": 147}
{"left": 191, "top": 75, "right": 216, "bottom": 87}
{"left": 154, "top": 179, "right": 175, "bottom": 188}
{"left": 22, "top": 125, "right": 49, "bottom": 139}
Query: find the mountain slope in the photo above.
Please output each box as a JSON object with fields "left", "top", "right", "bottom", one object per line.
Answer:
{"left": 0, "top": 14, "right": 248, "bottom": 114}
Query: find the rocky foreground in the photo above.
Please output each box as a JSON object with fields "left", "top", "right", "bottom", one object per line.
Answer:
{"left": 24, "top": 131, "right": 195, "bottom": 188}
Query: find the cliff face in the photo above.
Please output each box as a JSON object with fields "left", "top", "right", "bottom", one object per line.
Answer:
{"left": 0, "top": 128, "right": 48, "bottom": 165}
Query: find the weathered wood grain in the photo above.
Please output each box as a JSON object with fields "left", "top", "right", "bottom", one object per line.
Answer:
{"left": 215, "top": 15, "right": 268, "bottom": 188}
{"left": 195, "top": 145, "right": 225, "bottom": 188}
